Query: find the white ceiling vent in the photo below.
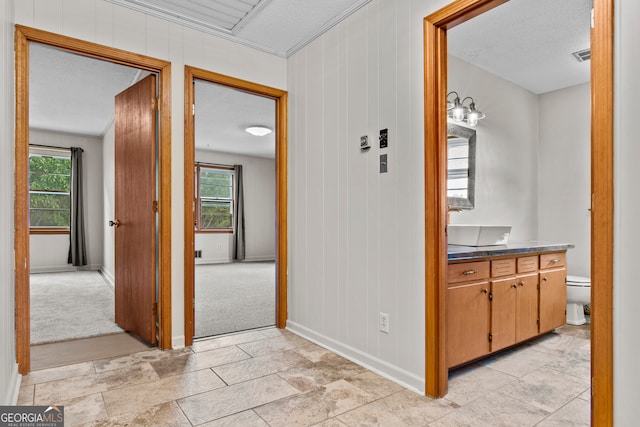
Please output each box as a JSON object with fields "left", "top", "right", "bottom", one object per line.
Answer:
{"left": 572, "top": 48, "right": 591, "bottom": 62}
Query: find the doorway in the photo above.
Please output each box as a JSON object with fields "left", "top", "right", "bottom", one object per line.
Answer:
{"left": 14, "top": 25, "right": 173, "bottom": 374}
{"left": 184, "top": 67, "right": 288, "bottom": 347}
{"left": 423, "top": 0, "right": 613, "bottom": 424}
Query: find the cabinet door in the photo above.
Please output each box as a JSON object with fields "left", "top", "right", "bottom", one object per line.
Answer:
{"left": 539, "top": 268, "right": 567, "bottom": 332}
{"left": 516, "top": 273, "right": 539, "bottom": 341}
{"left": 490, "top": 277, "right": 517, "bottom": 352}
{"left": 447, "top": 281, "right": 491, "bottom": 367}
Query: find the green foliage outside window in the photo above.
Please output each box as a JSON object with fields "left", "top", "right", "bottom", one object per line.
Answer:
{"left": 198, "top": 166, "right": 233, "bottom": 230}
{"left": 29, "top": 154, "right": 71, "bottom": 228}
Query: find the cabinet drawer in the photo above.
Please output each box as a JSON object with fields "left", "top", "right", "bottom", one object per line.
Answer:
{"left": 491, "top": 258, "right": 516, "bottom": 277}
{"left": 540, "top": 252, "right": 566, "bottom": 269}
{"left": 517, "top": 256, "right": 539, "bottom": 273}
{"left": 448, "top": 261, "right": 490, "bottom": 284}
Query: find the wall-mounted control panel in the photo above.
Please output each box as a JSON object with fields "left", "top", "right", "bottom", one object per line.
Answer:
{"left": 379, "top": 128, "right": 388, "bottom": 148}
{"left": 380, "top": 154, "right": 388, "bottom": 173}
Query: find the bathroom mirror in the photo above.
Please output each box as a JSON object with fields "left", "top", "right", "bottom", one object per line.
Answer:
{"left": 447, "top": 122, "right": 476, "bottom": 209}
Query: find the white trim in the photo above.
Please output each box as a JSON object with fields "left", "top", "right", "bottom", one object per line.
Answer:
{"left": 286, "top": 321, "right": 425, "bottom": 394}
{"left": 29, "top": 264, "right": 102, "bottom": 274}
{"left": 100, "top": 268, "right": 115, "bottom": 289}
{"left": 4, "top": 363, "right": 20, "bottom": 405}
{"left": 172, "top": 335, "right": 185, "bottom": 350}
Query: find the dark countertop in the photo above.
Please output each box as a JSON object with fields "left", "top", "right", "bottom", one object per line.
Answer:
{"left": 448, "top": 241, "right": 575, "bottom": 261}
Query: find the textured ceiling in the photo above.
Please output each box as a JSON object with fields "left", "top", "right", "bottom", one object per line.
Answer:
{"left": 29, "top": 43, "right": 140, "bottom": 136}
{"left": 194, "top": 80, "right": 275, "bottom": 159}
{"left": 107, "top": 0, "right": 371, "bottom": 57}
{"left": 448, "top": 0, "right": 591, "bottom": 94}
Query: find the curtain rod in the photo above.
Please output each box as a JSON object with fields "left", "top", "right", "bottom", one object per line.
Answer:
{"left": 29, "top": 144, "right": 83, "bottom": 152}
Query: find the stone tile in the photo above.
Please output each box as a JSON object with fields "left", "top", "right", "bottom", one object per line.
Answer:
{"left": 259, "top": 327, "right": 297, "bottom": 338}
{"left": 177, "top": 374, "right": 299, "bottom": 425}
{"left": 545, "top": 347, "right": 591, "bottom": 381}
{"left": 198, "top": 410, "right": 269, "bottom": 427}
{"left": 213, "top": 349, "right": 307, "bottom": 385}
{"left": 57, "top": 393, "right": 108, "bottom": 427}
{"left": 102, "top": 368, "right": 226, "bottom": 417}
{"left": 288, "top": 342, "right": 343, "bottom": 363}
{"left": 313, "top": 418, "right": 348, "bottom": 426}
{"left": 556, "top": 324, "right": 591, "bottom": 340}
{"left": 337, "top": 389, "right": 457, "bottom": 426}
{"left": 238, "top": 333, "right": 309, "bottom": 357}
{"left": 93, "top": 348, "right": 192, "bottom": 373}
{"left": 22, "top": 361, "right": 96, "bottom": 386}
{"left": 254, "top": 379, "right": 376, "bottom": 427}
{"left": 343, "top": 371, "right": 405, "bottom": 399}
{"left": 446, "top": 365, "right": 517, "bottom": 406}
{"left": 77, "top": 401, "right": 191, "bottom": 427}
{"left": 34, "top": 363, "right": 159, "bottom": 404}
{"left": 428, "top": 391, "right": 549, "bottom": 427}
{"left": 151, "top": 345, "right": 250, "bottom": 378}
{"left": 537, "top": 398, "right": 591, "bottom": 427}
{"left": 277, "top": 355, "right": 367, "bottom": 392}
{"left": 526, "top": 332, "right": 588, "bottom": 357}
{"left": 480, "top": 347, "right": 559, "bottom": 378}
{"left": 578, "top": 388, "right": 591, "bottom": 401}
{"left": 192, "top": 330, "right": 270, "bottom": 353}
{"left": 497, "top": 367, "right": 589, "bottom": 413}
{"left": 17, "top": 385, "right": 34, "bottom": 405}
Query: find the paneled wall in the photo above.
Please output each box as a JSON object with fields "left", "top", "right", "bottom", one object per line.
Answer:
{"left": 194, "top": 150, "right": 276, "bottom": 264}
{"left": 615, "top": 0, "right": 640, "bottom": 421}
{"left": 29, "top": 130, "right": 104, "bottom": 273}
{"left": 0, "top": 0, "right": 18, "bottom": 406}
{"left": 286, "top": 0, "right": 446, "bottom": 391}
{"left": 14, "top": 0, "right": 287, "bottom": 345}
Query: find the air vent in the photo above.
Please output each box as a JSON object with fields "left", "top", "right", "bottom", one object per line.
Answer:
{"left": 572, "top": 48, "right": 591, "bottom": 62}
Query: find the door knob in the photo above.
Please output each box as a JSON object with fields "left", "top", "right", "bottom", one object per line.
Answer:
{"left": 109, "top": 219, "right": 121, "bottom": 228}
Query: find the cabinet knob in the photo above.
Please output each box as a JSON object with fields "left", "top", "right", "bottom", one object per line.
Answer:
{"left": 542, "top": 277, "right": 548, "bottom": 282}
{"left": 550, "top": 259, "right": 560, "bottom": 263}
{"left": 463, "top": 270, "right": 478, "bottom": 275}
{"left": 519, "top": 281, "right": 524, "bottom": 286}
{"left": 481, "top": 289, "right": 488, "bottom": 294}
{"left": 512, "top": 283, "right": 517, "bottom": 288}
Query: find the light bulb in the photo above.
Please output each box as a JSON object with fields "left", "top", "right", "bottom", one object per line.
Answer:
{"left": 467, "top": 112, "right": 478, "bottom": 127}
{"left": 452, "top": 106, "right": 465, "bottom": 121}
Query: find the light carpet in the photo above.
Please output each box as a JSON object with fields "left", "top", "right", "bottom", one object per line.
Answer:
{"left": 30, "top": 271, "right": 123, "bottom": 345}
{"left": 195, "top": 261, "right": 275, "bottom": 338}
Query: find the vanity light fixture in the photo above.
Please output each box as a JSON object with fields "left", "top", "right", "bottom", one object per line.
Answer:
{"left": 447, "top": 91, "right": 486, "bottom": 127}
{"left": 245, "top": 126, "right": 272, "bottom": 136}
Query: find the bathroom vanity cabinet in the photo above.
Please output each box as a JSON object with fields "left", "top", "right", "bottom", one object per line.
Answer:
{"left": 447, "top": 243, "right": 572, "bottom": 369}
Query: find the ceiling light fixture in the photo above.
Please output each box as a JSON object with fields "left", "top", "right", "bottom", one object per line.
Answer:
{"left": 245, "top": 126, "right": 272, "bottom": 136}
{"left": 447, "top": 91, "right": 486, "bottom": 127}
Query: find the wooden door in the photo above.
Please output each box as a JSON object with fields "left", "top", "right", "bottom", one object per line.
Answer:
{"left": 515, "top": 272, "right": 539, "bottom": 341}
{"left": 113, "top": 74, "right": 158, "bottom": 344}
{"left": 539, "top": 268, "right": 567, "bottom": 333}
{"left": 446, "top": 281, "right": 491, "bottom": 367}
{"left": 490, "top": 277, "right": 517, "bottom": 352}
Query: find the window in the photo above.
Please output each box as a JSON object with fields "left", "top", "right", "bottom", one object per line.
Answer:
{"left": 29, "top": 146, "right": 72, "bottom": 232}
{"left": 196, "top": 164, "right": 234, "bottom": 232}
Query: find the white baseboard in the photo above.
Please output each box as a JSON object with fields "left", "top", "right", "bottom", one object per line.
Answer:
{"left": 172, "top": 335, "right": 185, "bottom": 349}
{"left": 195, "top": 257, "right": 231, "bottom": 265}
{"left": 30, "top": 264, "right": 101, "bottom": 274}
{"left": 244, "top": 256, "right": 276, "bottom": 262}
{"left": 286, "top": 321, "right": 425, "bottom": 394}
{"left": 100, "top": 268, "right": 114, "bottom": 288}
{"left": 3, "top": 362, "right": 20, "bottom": 405}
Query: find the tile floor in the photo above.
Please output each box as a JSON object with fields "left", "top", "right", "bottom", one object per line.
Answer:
{"left": 18, "top": 325, "right": 590, "bottom": 426}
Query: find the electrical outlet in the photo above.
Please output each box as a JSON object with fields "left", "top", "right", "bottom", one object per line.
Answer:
{"left": 379, "top": 312, "right": 390, "bottom": 334}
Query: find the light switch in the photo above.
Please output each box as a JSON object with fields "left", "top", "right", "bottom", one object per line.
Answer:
{"left": 380, "top": 154, "right": 388, "bottom": 173}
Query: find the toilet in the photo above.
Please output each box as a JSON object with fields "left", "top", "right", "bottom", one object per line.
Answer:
{"left": 566, "top": 275, "right": 591, "bottom": 325}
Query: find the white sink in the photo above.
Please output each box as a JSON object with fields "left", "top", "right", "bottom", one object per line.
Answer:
{"left": 448, "top": 225, "right": 511, "bottom": 246}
